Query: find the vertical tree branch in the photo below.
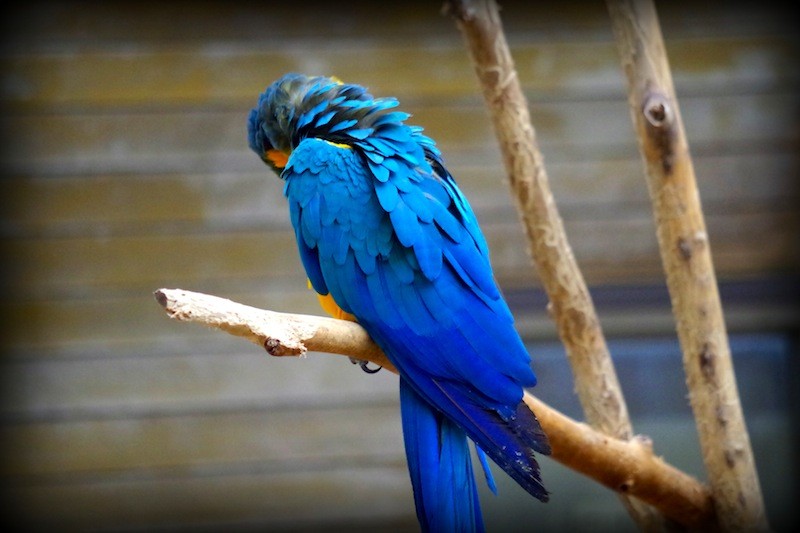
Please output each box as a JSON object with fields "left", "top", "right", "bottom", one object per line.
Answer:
{"left": 605, "top": 1, "right": 768, "bottom": 531}
{"left": 444, "top": 0, "right": 666, "bottom": 529}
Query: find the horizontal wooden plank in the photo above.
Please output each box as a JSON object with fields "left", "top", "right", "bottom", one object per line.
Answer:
{"left": 0, "top": 171, "right": 292, "bottom": 236}
{"left": 1, "top": 403, "right": 404, "bottom": 477}
{"left": 2, "top": 153, "right": 796, "bottom": 237}
{"left": 0, "top": 222, "right": 795, "bottom": 358}
{"left": 1, "top": 0, "right": 462, "bottom": 47}
{"left": 2, "top": 209, "right": 795, "bottom": 299}
{"left": 4, "top": 464, "right": 417, "bottom": 531}
{"left": 0, "top": 283, "right": 328, "bottom": 354}
{"left": 2, "top": 230, "right": 302, "bottom": 296}
{"left": 0, "top": 351, "right": 399, "bottom": 421}
{"left": 3, "top": 274, "right": 797, "bottom": 360}
{"left": 4, "top": 330, "right": 791, "bottom": 426}
{"left": 489, "top": 211, "right": 799, "bottom": 287}
{"left": 0, "top": 92, "right": 794, "bottom": 176}
{"left": 3, "top": 1, "right": 792, "bottom": 50}
{"left": 2, "top": 36, "right": 795, "bottom": 109}
{"left": 2, "top": 414, "right": 793, "bottom": 531}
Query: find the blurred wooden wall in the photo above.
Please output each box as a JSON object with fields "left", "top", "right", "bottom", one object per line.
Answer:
{"left": 1, "top": 1, "right": 797, "bottom": 530}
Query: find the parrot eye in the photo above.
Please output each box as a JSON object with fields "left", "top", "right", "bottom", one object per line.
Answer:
{"left": 273, "top": 104, "right": 290, "bottom": 126}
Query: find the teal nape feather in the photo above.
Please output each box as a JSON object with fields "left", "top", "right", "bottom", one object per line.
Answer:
{"left": 248, "top": 73, "right": 427, "bottom": 176}
{"left": 248, "top": 73, "right": 550, "bottom": 533}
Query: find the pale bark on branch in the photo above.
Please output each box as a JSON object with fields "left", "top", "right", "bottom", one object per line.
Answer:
{"left": 605, "top": 1, "right": 768, "bottom": 531}
{"left": 443, "top": 0, "right": 664, "bottom": 529}
{"left": 154, "top": 288, "right": 715, "bottom": 529}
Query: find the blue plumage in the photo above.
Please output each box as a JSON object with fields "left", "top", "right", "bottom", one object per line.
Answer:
{"left": 249, "top": 74, "right": 550, "bottom": 531}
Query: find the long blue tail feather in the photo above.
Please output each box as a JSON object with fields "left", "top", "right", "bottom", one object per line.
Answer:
{"left": 400, "top": 379, "right": 485, "bottom": 533}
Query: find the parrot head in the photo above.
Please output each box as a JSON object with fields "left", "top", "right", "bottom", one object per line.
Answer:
{"left": 247, "top": 73, "right": 317, "bottom": 172}
{"left": 248, "top": 73, "right": 407, "bottom": 175}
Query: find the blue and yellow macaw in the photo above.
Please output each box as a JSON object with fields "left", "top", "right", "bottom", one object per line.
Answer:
{"left": 248, "top": 73, "right": 549, "bottom": 531}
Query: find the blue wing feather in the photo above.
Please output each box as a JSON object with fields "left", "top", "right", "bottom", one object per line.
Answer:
{"left": 389, "top": 200, "right": 422, "bottom": 248}
{"left": 375, "top": 180, "right": 400, "bottom": 211}
{"left": 295, "top": 235, "right": 327, "bottom": 295}
{"left": 413, "top": 223, "right": 443, "bottom": 280}
{"left": 387, "top": 248, "right": 416, "bottom": 285}
{"left": 364, "top": 267, "right": 405, "bottom": 329}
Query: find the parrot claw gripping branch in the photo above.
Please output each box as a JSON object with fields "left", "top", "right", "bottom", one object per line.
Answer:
{"left": 247, "top": 73, "right": 551, "bottom": 531}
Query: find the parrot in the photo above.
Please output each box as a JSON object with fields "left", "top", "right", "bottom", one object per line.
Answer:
{"left": 248, "top": 73, "right": 550, "bottom": 532}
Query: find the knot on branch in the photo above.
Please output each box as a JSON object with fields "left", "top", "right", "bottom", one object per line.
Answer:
{"left": 643, "top": 92, "right": 674, "bottom": 129}
{"left": 264, "top": 336, "right": 305, "bottom": 357}
{"left": 642, "top": 91, "right": 677, "bottom": 175}
{"left": 618, "top": 479, "right": 635, "bottom": 493}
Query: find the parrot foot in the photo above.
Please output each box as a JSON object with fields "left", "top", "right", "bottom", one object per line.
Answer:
{"left": 349, "top": 357, "right": 382, "bottom": 374}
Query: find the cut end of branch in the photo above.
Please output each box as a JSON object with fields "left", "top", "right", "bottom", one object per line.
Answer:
{"left": 155, "top": 288, "right": 194, "bottom": 320}
{"left": 154, "top": 289, "right": 168, "bottom": 309}
{"left": 442, "top": 0, "right": 474, "bottom": 21}
{"left": 633, "top": 433, "right": 655, "bottom": 453}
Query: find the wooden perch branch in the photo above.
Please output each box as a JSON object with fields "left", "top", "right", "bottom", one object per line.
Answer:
{"left": 443, "top": 0, "right": 663, "bottom": 528}
{"left": 154, "top": 288, "right": 715, "bottom": 529}
{"left": 606, "top": 1, "right": 768, "bottom": 531}
{"left": 154, "top": 288, "right": 387, "bottom": 365}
